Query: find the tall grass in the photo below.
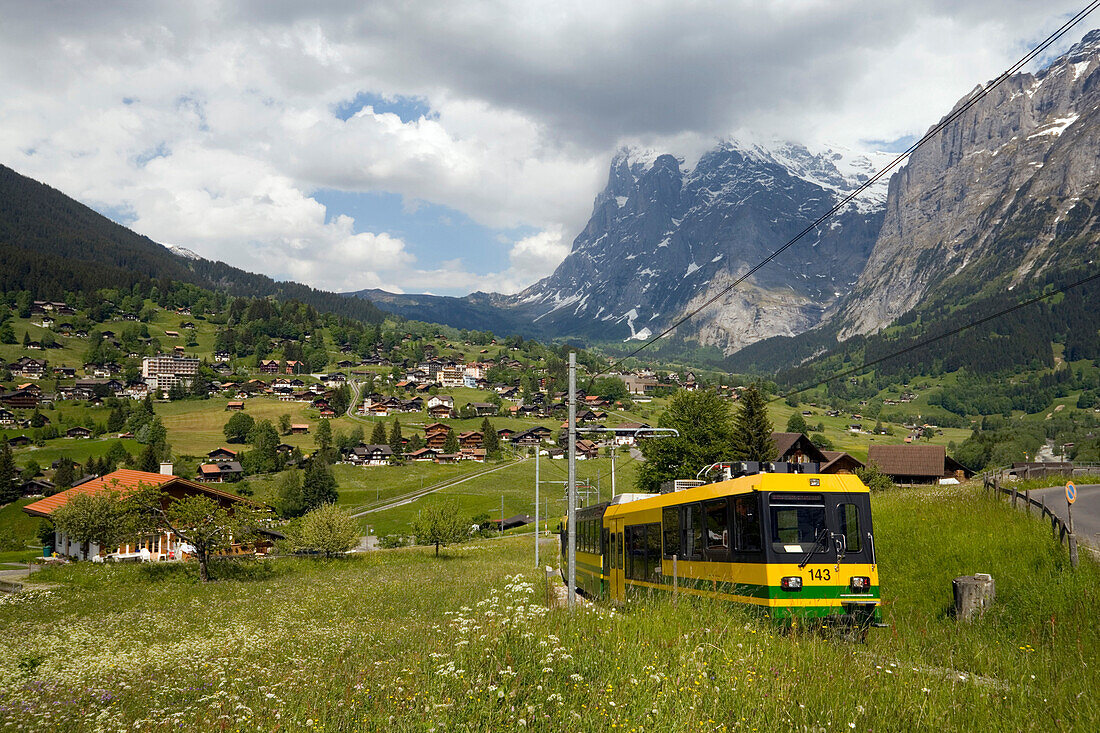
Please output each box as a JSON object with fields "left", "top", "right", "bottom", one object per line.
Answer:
{"left": 0, "top": 486, "right": 1097, "bottom": 731}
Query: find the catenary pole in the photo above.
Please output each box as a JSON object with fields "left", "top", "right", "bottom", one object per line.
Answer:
{"left": 567, "top": 352, "right": 577, "bottom": 610}
{"left": 535, "top": 446, "right": 540, "bottom": 567}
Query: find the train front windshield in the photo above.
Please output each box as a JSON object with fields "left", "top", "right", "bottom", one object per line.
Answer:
{"left": 769, "top": 500, "right": 827, "bottom": 553}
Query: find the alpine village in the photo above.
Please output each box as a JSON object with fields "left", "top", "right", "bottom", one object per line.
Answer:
{"left": 2, "top": 7, "right": 1100, "bottom": 733}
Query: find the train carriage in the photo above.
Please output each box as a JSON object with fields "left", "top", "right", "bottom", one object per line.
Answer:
{"left": 562, "top": 470, "right": 881, "bottom": 627}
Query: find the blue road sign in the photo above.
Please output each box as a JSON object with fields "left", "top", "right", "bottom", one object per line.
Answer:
{"left": 1066, "top": 481, "right": 1077, "bottom": 505}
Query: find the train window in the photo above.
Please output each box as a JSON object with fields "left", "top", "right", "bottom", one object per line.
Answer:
{"left": 770, "top": 502, "right": 827, "bottom": 551}
{"left": 681, "top": 504, "right": 704, "bottom": 560}
{"left": 662, "top": 507, "right": 679, "bottom": 558}
{"left": 646, "top": 523, "right": 662, "bottom": 580}
{"left": 732, "top": 495, "right": 762, "bottom": 552}
{"left": 626, "top": 525, "right": 643, "bottom": 580}
{"left": 839, "top": 504, "right": 862, "bottom": 552}
{"left": 704, "top": 499, "right": 729, "bottom": 552}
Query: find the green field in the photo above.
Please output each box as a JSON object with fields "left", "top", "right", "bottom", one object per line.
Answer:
{"left": 1, "top": 485, "right": 1097, "bottom": 731}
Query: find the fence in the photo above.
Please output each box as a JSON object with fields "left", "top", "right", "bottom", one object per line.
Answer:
{"left": 980, "top": 463, "right": 1100, "bottom": 569}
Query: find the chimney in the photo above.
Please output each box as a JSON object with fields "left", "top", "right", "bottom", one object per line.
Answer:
{"left": 159, "top": 462, "right": 174, "bottom": 476}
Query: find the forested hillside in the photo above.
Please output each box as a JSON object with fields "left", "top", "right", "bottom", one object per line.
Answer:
{"left": 0, "top": 165, "right": 387, "bottom": 325}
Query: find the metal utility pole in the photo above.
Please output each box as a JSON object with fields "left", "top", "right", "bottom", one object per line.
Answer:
{"left": 534, "top": 447, "right": 540, "bottom": 567}
{"left": 610, "top": 446, "right": 616, "bottom": 499}
{"left": 567, "top": 351, "right": 577, "bottom": 610}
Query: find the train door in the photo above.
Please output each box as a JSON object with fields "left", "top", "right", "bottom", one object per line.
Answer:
{"left": 608, "top": 517, "right": 625, "bottom": 602}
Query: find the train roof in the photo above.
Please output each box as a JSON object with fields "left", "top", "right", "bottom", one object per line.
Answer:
{"left": 604, "top": 472, "right": 869, "bottom": 518}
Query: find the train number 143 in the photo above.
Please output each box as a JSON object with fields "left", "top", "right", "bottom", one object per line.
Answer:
{"left": 808, "top": 568, "right": 831, "bottom": 581}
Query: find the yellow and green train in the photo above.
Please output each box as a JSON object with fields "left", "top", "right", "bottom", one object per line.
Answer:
{"left": 561, "top": 471, "right": 881, "bottom": 627}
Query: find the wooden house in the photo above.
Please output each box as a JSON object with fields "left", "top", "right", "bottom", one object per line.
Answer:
{"left": 22, "top": 469, "right": 272, "bottom": 561}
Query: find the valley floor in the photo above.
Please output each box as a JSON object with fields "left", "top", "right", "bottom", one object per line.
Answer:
{"left": 1, "top": 486, "right": 1097, "bottom": 732}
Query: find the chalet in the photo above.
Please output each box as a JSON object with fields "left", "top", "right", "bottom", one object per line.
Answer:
{"left": 181, "top": 322, "right": 195, "bottom": 329}
{"left": 275, "top": 443, "right": 295, "bottom": 455}
{"left": 75, "top": 378, "right": 124, "bottom": 396}
{"left": 497, "top": 428, "right": 516, "bottom": 442}
{"left": 428, "top": 403, "right": 455, "bottom": 420}
{"left": 164, "top": 330, "right": 180, "bottom": 338}
{"left": 324, "top": 373, "right": 347, "bottom": 388}
{"left": 426, "top": 395, "right": 454, "bottom": 410}
{"left": 820, "top": 451, "right": 865, "bottom": 475}
{"left": 459, "top": 448, "right": 486, "bottom": 462}
{"left": 25, "top": 341, "right": 44, "bottom": 350}
{"left": 53, "top": 366, "right": 76, "bottom": 378}
{"left": 424, "top": 422, "right": 451, "bottom": 449}
{"left": 406, "top": 447, "right": 439, "bottom": 462}
{"left": 8, "top": 435, "right": 31, "bottom": 447}
{"left": 290, "top": 424, "right": 309, "bottom": 434}
{"left": 0, "top": 408, "right": 14, "bottom": 426}
{"left": 512, "top": 426, "right": 551, "bottom": 447}
{"left": 19, "top": 478, "right": 54, "bottom": 496}
{"left": 344, "top": 444, "right": 394, "bottom": 466}
{"left": 207, "top": 447, "right": 239, "bottom": 461}
{"left": 259, "top": 359, "right": 280, "bottom": 374}
{"left": 225, "top": 401, "right": 245, "bottom": 411}
{"left": 9, "top": 357, "right": 47, "bottom": 379}
{"left": 575, "top": 439, "right": 599, "bottom": 460}
{"left": 22, "top": 469, "right": 272, "bottom": 560}
{"left": 284, "top": 360, "right": 303, "bottom": 375}
{"left": 866, "top": 445, "right": 972, "bottom": 485}
{"left": 319, "top": 409, "right": 336, "bottom": 419}
{"left": 65, "top": 426, "right": 93, "bottom": 439}
{"left": 197, "top": 461, "right": 244, "bottom": 483}
{"left": 608, "top": 422, "right": 651, "bottom": 446}
{"left": 0, "top": 389, "right": 40, "bottom": 409}
{"left": 457, "top": 431, "right": 484, "bottom": 449}
{"left": 215, "top": 351, "right": 232, "bottom": 362}
{"left": 434, "top": 453, "right": 461, "bottom": 464}
{"left": 771, "top": 432, "right": 828, "bottom": 466}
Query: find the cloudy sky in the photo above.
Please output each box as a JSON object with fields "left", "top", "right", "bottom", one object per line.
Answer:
{"left": 0, "top": 1, "right": 1091, "bottom": 295}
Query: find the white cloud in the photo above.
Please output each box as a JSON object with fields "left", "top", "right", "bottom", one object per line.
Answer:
{"left": 0, "top": 1, "right": 1091, "bottom": 294}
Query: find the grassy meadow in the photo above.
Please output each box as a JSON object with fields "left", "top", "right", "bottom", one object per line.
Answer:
{"left": 1, "top": 484, "right": 1097, "bottom": 731}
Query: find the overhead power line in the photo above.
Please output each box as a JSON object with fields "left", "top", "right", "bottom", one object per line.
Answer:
{"left": 602, "top": 1, "right": 1100, "bottom": 373}
{"left": 771, "top": 269, "right": 1100, "bottom": 403}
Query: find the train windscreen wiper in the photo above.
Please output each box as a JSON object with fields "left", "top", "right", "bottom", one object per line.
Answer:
{"left": 798, "top": 528, "right": 831, "bottom": 569}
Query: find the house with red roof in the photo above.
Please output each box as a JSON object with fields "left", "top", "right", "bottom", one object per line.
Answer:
{"left": 23, "top": 468, "right": 271, "bottom": 561}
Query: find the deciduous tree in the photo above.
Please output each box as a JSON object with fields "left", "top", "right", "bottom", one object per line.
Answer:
{"left": 637, "top": 389, "right": 736, "bottom": 492}
{"left": 223, "top": 412, "right": 255, "bottom": 443}
{"left": 51, "top": 488, "right": 141, "bottom": 560}
{"left": 286, "top": 503, "right": 360, "bottom": 557}
{"left": 412, "top": 500, "right": 470, "bottom": 556}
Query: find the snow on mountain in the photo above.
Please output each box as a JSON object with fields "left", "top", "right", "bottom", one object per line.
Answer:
{"left": 506, "top": 138, "right": 887, "bottom": 352}
{"left": 167, "top": 245, "right": 203, "bottom": 261}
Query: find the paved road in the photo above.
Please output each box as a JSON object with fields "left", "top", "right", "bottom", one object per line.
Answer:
{"left": 1029, "top": 483, "right": 1100, "bottom": 546}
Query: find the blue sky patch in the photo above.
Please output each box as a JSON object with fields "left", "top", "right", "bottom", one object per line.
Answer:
{"left": 332, "top": 92, "right": 434, "bottom": 123}
{"left": 314, "top": 188, "right": 536, "bottom": 290}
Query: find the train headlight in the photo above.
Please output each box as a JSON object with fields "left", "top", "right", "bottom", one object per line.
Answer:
{"left": 780, "top": 576, "right": 802, "bottom": 591}
{"left": 849, "top": 576, "right": 871, "bottom": 593}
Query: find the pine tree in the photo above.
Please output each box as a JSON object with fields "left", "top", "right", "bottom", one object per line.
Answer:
{"left": 314, "top": 419, "right": 333, "bottom": 456}
{"left": 731, "top": 385, "right": 777, "bottom": 462}
{"left": 138, "top": 443, "right": 159, "bottom": 473}
{"left": 302, "top": 459, "right": 338, "bottom": 510}
{"left": 389, "top": 418, "right": 403, "bottom": 455}
{"left": 370, "top": 420, "right": 387, "bottom": 445}
{"left": 0, "top": 440, "right": 18, "bottom": 505}
{"left": 443, "top": 428, "right": 460, "bottom": 454}
{"left": 481, "top": 417, "right": 500, "bottom": 458}
{"left": 54, "top": 457, "right": 76, "bottom": 489}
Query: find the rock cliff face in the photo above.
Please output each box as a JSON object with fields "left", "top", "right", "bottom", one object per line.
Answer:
{"left": 836, "top": 30, "right": 1100, "bottom": 337}
{"left": 509, "top": 141, "right": 888, "bottom": 353}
